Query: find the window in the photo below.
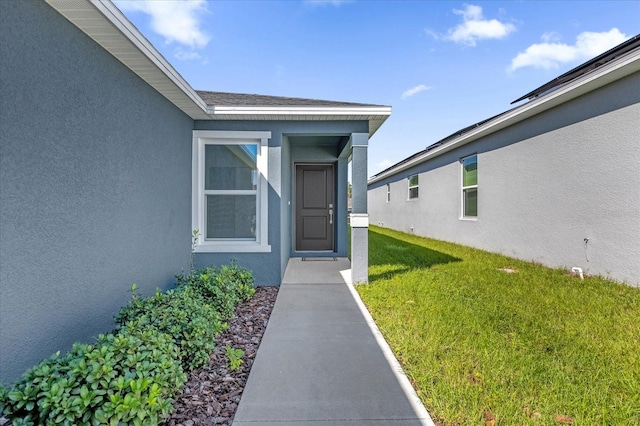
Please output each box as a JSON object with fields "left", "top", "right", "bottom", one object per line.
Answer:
{"left": 461, "top": 155, "right": 477, "bottom": 218}
{"left": 408, "top": 174, "right": 419, "bottom": 199}
{"left": 386, "top": 184, "right": 391, "bottom": 203}
{"left": 192, "top": 131, "right": 271, "bottom": 252}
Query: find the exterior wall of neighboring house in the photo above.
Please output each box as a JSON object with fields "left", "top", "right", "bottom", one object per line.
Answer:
{"left": 369, "top": 71, "right": 640, "bottom": 285}
{"left": 193, "top": 120, "right": 368, "bottom": 284}
{"left": 0, "top": 0, "right": 194, "bottom": 384}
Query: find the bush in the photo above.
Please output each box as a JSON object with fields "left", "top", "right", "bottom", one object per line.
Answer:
{"left": 0, "top": 324, "right": 186, "bottom": 425}
{"left": 218, "top": 261, "right": 256, "bottom": 303}
{"left": 115, "top": 286, "right": 226, "bottom": 371}
{"left": 1, "top": 262, "right": 255, "bottom": 425}
{"left": 176, "top": 261, "right": 255, "bottom": 319}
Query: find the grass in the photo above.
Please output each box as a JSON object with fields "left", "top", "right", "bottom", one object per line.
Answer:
{"left": 357, "top": 226, "right": 640, "bottom": 425}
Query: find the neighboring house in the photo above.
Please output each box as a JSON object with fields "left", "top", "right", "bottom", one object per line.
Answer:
{"left": 0, "top": 0, "right": 390, "bottom": 384}
{"left": 369, "top": 36, "right": 640, "bottom": 286}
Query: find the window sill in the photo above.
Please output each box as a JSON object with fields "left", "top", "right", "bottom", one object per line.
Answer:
{"left": 459, "top": 217, "right": 478, "bottom": 221}
{"left": 194, "top": 243, "right": 272, "bottom": 253}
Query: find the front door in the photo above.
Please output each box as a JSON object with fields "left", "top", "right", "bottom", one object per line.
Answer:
{"left": 295, "top": 164, "right": 335, "bottom": 251}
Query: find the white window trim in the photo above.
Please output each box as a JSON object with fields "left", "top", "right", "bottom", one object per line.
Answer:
{"left": 192, "top": 130, "right": 271, "bottom": 252}
{"left": 460, "top": 154, "right": 478, "bottom": 220}
{"left": 407, "top": 174, "right": 419, "bottom": 200}
{"left": 386, "top": 183, "right": 391, "bottom": 203}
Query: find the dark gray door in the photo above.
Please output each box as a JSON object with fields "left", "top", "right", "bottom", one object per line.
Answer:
{"left": 295, "top": 164, "right": 334, "bottom": 251}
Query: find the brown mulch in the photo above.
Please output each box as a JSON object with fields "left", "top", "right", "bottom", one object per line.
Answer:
{"left": 162, "top": 286, "right": 279, "bottom": 426}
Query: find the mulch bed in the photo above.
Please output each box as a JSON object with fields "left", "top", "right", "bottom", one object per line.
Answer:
{"left": 162, "top": 286, "right": 279, "bottom": 426}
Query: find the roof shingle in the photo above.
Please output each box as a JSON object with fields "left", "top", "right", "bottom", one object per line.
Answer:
{"left": 196, "top": 90, "right": 387, "bottom": 108}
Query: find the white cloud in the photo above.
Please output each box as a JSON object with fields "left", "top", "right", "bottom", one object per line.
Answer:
{"left": 304, "top": 0, "right": 353, "bottom": 6}
{"left": 174, "top": 48, "right": 207, "bottom": 63}
{"left": 445, "top": 4, "right": 515, "bottom": 46}
{"left": 424, "top": 28, "right": 439, "bottom": 40}
{"left": 401, "top": 84, "right": 431, "bottom": 100}
{"left": 377, "top": 159, "right": 393, "bottom": 170}
{"left": 116, "top": 0, "right": 210, "bottom": 49}
{"left": 509, "top": 28, "right": 629, "bottom": 71}
{"left": 541, "top": 31, "right": 561, "bottom": 43}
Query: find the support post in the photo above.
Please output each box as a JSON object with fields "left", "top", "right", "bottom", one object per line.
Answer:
{"left": 350, "top": 133, "right": 369, "bottom": 284}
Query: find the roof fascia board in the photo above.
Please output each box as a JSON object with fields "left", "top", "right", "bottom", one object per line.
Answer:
{"left": 209, "top": 106, "right": 392, "bottom": 116}
{"left": 369, "top": 49, "right": 640, "bottom": 185}
{"left": 208, "top": 106, "right": 391, "bottom": 137}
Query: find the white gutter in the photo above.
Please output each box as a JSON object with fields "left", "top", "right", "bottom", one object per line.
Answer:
{"left": 207, "top": 105, "right": 392, "bottom": 116}
{"left": 369, "top": 47, "right": 640, "bottom": 185}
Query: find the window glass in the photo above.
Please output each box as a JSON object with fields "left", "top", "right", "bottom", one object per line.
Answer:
{"left": 462, "top": 156, "right": 477, "bottom": 187}
{"left": 461, "top": 155, "right": 478, "bottom": 218}
{"left": 206, "top": 195, "right": 256, "bottom": 239}
{"left": 205, "top": 145, "right": 257, "bottom": 191}
{"left": 203, "top": 143, "right": 258, "bottom": 241}
{"left": 408, "top": 174, "right": 419, "bottom": 199}
{"left": 463, "top": 188, "right": 477, "bottom": 217}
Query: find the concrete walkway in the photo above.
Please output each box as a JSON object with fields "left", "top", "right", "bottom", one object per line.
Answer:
{"left": 232, "top": 258, "right": 434, "bottom": 426}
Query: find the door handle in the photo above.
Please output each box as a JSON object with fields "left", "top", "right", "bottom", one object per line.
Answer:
{"left": 329, "top": 209, "right": 333, "bottom": 225}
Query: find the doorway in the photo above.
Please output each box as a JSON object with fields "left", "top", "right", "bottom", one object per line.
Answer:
{"left": 295, "top": 164, "right": 335, "bottom": 251}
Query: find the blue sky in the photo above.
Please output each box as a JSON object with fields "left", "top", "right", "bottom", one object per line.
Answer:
{"left": 114, "top": 0, "right": 638, "bottom": 176}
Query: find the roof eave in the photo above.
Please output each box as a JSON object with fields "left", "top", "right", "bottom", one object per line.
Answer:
{"left": 46, "top": 0, "right": 392, "bottom": 136}
{"left": 46, "top": 0, "right": 211, "bottom": 119}
{"left": 511, "top": 34, "right": 640, "bottom": 104}
{"left": 368, "top": 48, "right": 640, "bottom": 184}
{"left": 205, "top": 106, "right": 392, "bottom": 137}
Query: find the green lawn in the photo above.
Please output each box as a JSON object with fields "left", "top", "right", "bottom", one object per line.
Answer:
{"left": 357, "top": 226, "right": 640, "bottom": 425}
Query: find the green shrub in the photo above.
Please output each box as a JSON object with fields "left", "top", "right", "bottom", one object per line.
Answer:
{"left": 218, "top": 261, "right": 256, "bottom": 303}
{"left": 115, "top": 286, "right": 225, "bottom": 371}
{"left": 0, "top": 324, "right": 186, "bottom": 425}
{"left": 176, "top": 261, "right": 255, "bottom": 319}
{"left": 224, "top": 346, "right": 245, "bottom": 372}
{"left": 1, "top": 261, "right": 255, "bottom": 425}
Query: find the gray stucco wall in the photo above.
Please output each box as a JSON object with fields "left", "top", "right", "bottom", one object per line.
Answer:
{"left": 280, "top": 136, "right": 292, "bottom": 277}
{"left": 0, "top": 1, "right": 193, "bottom": 384}
{"left": 194, "top": 121, "right": 367, "bottom": 284}
{"left": 369, "top": 72, "right": 640, "bottom": 285}
{"left": 349, "top": 134, "right": 370, "bottom": 283}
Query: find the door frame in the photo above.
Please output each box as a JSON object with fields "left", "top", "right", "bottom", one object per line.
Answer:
{"left": 293, "top": 162, "right": 336, "bottom": 253}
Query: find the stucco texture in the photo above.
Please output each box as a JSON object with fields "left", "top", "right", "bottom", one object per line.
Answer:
{"left": 0, "top": 1, "right": 193, "bottom": 383}
{"left": 369, "top": 72, "right": 640, "bottom": 285}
